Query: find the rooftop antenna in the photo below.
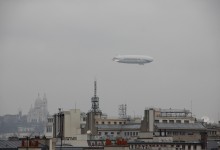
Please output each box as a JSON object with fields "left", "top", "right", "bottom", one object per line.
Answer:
{"left": 58, "top": 108, "right": 61, "bottom": 113}
{"left": 133, "top": 111, "right": 135, "bottom": 119}
{"left": 218, "top": 112, "right": 220, "bottom": 123}
{"left": 75, "top": 101, "right": 76, "bottom": 113}
{"left": 191, "top": 100, "right": 193, "bottom": 117}
{"left": 94, "top": 79, "right": 97, "bottom": 97}
{"left": 90, "top": 79, "right": 102, "bottom": 114}
{"left": 118, "top": 104, "right": 127, "bottom": 118}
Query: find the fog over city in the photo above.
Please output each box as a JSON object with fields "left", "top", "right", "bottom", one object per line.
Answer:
{"left": 0, "top": 1, "right": 220, "bottom": 122}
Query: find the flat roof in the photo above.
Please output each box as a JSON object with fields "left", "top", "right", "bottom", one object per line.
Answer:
{"left": 155, "top": 123, "right": 206, "bottom": 130}
{"left": 160, "top": 109, "right": 190, "bottom": 113}
{"left": 97, "top": 124, "right": 140, "bottom": 130}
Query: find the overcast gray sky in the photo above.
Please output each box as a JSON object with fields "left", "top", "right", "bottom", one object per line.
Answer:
{"left": 0, "top": 1, "right": 220, "bottom": 122}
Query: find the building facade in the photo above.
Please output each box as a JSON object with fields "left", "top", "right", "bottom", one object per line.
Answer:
{"left": 52, "top": 108, "right": 86, "bottom": 140}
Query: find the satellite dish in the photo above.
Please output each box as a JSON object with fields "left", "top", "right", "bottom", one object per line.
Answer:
{"left": 87, "top": 130, "right": 91, "bottom": 135}
{"left": 201, "top": 116, "right": 210, "bottom": 123}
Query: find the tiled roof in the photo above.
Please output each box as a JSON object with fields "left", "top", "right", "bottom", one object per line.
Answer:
{"left": 0, "top": 140, "right": 21, "bottom": 148}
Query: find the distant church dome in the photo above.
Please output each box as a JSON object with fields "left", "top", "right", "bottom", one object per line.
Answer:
{"left": 27, "top": 93, "right": 49, "bottom": 123}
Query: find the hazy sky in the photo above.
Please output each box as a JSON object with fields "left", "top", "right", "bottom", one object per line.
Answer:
{"left": 0, "top": 1, "right": 220, "bottom": 122}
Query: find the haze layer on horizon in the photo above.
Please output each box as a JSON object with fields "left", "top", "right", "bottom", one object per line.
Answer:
{"left": 0, "top": 1, "right": 220, "bottom": 122}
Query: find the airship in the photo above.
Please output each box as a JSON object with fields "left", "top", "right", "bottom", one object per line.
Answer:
{"left": 113, "top": 55, "right": 153, "bottom": 65}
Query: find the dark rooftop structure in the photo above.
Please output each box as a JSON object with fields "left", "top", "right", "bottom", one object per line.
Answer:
{"left": 96, "top": 124, "right": 140, "bottom": 130}
{"left": 155, "top": 123, "right": 206, "bottom": 130}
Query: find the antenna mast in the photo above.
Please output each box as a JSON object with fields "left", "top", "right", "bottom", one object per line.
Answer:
{"left": 94, "top": 80, "right": 97, "bottom": 97}
{"left": 119, "top": 104, "right": 127, "bottom": 119}
{"left": 191, "top": 100, "right": 193, "bottom": 117}
{"left": 90, "top": 80, "right": 102, "bottom": 114}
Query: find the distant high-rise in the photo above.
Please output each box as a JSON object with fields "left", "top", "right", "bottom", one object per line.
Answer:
{"left": 90, "top": 80, "right": 102, "bottom": 114}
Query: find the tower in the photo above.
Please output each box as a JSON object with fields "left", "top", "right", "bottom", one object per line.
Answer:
{"left": 43, "top": 93, "right": 48, "bottom": 111}
{"left": 84, "top": 80, "right": 102, "bottom": 135}
{"left": 119, "top": 104, "right": 127, "bottom": 119}
{"left": 43, "top": 93, "right": 47, "bottom": 104}
{"left": 90, "top": 80, "right": 102, "bottom": 114}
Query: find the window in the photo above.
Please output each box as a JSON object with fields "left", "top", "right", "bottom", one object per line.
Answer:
{"left": 108, "top": 122, "right": 111, "bottom": 124}
{"left": 169, "top": 120, "right": 174, "bottom": 123}
{"left": 114, "top": 122, "right": 117, "bottom": 124}
{"left": 184, "top": 120, "right": 189, "bottom": 123}
{"left": 102, "top": 122, "right": 104, "bottom": 124}
{"left": 46, "top": 126, "right": 52, "bottom": 132}
{"left": 176, "top": 120, "right": 181, "bottom": 123}
{"left": 111, "top": 132, "right": 114, "bottom": 135}
{"left": 48, "top": 118, "right": 53, "bottom": 123}
{"left": 105, "top": 132, "right": 108, "bottom": 135}
{"left": 162, "top": 120, "right": 167, "bottom": 123}
{"left": 117, "top": 132, "right": 120, "bottom": 135}
{"left": 155, "top": 120, "right": 159, "bottom": 123}
{"left": 119, "top": 122, "right": 122, "bottom": 124}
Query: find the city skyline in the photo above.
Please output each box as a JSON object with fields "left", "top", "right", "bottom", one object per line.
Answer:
{"left": 0, "top": 1, "right": 220, "bottom": 122}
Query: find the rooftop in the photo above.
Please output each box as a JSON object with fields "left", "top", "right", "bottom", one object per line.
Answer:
{"left": 96, "top": 124, "right": 140, "bottom": 130}
{"left": 0, "top": 140, "right": 21, "bottom": 148}
{"left": 155, "top": 123, "right": 206, "bottom": 130}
